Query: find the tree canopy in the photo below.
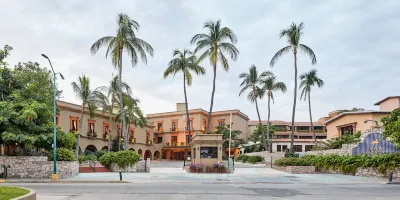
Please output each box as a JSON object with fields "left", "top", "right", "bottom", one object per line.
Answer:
{"left": 381, "top": 108, "right": 400, "bottom": 147}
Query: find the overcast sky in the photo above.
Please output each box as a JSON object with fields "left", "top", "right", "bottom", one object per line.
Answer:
{"left": 1, "top": 0, "right": 399, "bottom": 121}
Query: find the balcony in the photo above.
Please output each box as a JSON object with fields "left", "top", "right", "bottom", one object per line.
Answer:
{"left": 170, "top": 128, "right": 179, "bottom": 132}
{"left": 87, "top": 132, "right": 97, "bottom": 138}
{"left": 103, "top": 133, "right": 110, "bottom": 140}
{"left": 129, "top": 137, "right": 136, "bottom": 143}
{"left": 163, "top": 142, "right": 189, "bottom": 148}
{"left": 155, "top": 128, "right": 164, "bottom": 133}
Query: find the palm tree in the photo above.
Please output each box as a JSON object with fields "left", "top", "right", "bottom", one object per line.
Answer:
{"left": 99, "top": 75, "right": 133, "bottom": 151}
{"left": 190, "top": 20, "right": 239, "bottom": 134}
{"left": 71, "top": 75, "right": 106, "bottom": 158}
{"left": 270, "top": 22, "right": 317, "bottom": 150}
{"left": 260, "top": 73, "right": 287, "bottom": 152}
{"left": 239, "top": 65, "right": 271, "bottom": 150}
{"left": 299, "top": 69, "right": 323, "bottom": 142}
{"left": 164, "top": 49, "right": 205, "bottom": 141}
{"left": 90, "top": 13, "right": 154, "bottom": 149}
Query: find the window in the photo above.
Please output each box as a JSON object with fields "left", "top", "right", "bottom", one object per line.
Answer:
{"left": 341, "top": 126, "right": 354, "bottom": 136}
{"left": 186, "top": 135, "right": 191, "bottom": 144}
{"left": 299, "top": 136, "right": 312, "bottom": 139}
{"left": 171, "top": 136, "right": 177, "bottom": 146}
{"left": 282, "top": 145, "right": 288, "bottom": 151}
{"left": 186, "top": 120, "right": 193, "bottom": 130}
{"left": 88, "top": 121, "right": 95, "bottom": 133}
{"left": 103, "top": 123, "right": 109, "bottom": 137}
{"left": 316, "top": 136, "right": 327, "bottom": 139}
{"left": 157, "top": 137, "right": 162, "bottom": 144}
{"left": 218, "top": 120, "right": 225, "bottom": 127}
{"left": 70, "top": 117, "right": 78, "bottom": 132}
{"left": 171, "top": 122, "right": 177, "bottom": 131}
{"left": 157, "top": 122, "right": 163, "bottom": 131}
{"left": 56, "top": 115, "right": 60, "bottom": 126}
{"left": 277, "top": 145, "right": 282, "bottom": 152}
{"left": 202, "top": 120, "right": 207, "bottom": 131}
{"left": 293, "top": 145, "right": 303, "bottom": 152}
{"left": 200, "top": 147, "right": 218, "bottom": 158}
{"left": 146, "top": 132, "right": 151, "bottom": 144}
{"left": 130, "top": 129, "right": 134, "bottom": 140}
{"left": 297, "top": 126, "right": 310, "bottom": 132}
{"left": 305, "top": 145, "right": 313, "bottom": 152}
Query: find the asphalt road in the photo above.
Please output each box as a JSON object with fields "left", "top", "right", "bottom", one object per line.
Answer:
{"left": 5, "top": 182, "right": 400, "bottom": 200}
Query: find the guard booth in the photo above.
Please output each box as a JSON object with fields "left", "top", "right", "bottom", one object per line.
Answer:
{"left": 191, "top": 134, "right": 223, "bottom": 166}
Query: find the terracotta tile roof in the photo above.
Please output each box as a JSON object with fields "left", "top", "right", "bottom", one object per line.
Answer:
{"left": 248, "top": 120, "right": 325, "bottom": 126}
{"left": 374, "top": 96, "right": 400, "bottom": 105}
{"left": 323, "top": 111, "right": 392, "bottom": 124}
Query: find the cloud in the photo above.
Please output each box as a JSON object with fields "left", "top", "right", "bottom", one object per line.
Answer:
{"left": 1, "top": 0, "right": 399, "bottom": 122}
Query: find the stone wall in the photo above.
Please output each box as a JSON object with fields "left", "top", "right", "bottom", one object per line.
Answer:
{"left": 304, "top": 144, "right": 357, "bottom": 156}
{"left": 273, "top": 166, "right": 315, "bottom": 174}
{"left": 319, "top": 168, "right": 400, "bottom": 178}
{"left": 244, "top": 151, "right": 284, "bottom": 164}
{"left": 0, "top": 156, "right": 78, "bottom": 179}
{"left": 109, "top": 159, "right": 150, "bottom": 173}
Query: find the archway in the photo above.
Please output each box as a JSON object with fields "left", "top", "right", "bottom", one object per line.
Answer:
{"left": 85, "top": 145, "right": 97, "bottom": 153}
{"left": 144, "top": 150, "right": 152, "bottom": 160}
{"left": 138, "top": 149, "right": 143, "bottom": 157}
{"left": 101, "top": 146, "right": 108, "bottom": 151}
{"left": 153, "top": 151, "right": 160, "bottom": 160}
{"left": 129, "top": 148, "right": 135, "bottom": 151}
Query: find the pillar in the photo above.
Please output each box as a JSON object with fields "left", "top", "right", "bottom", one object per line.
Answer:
{"left": 0, "top": 145, "right": 4, "bottom": 155}
{"left": 184, "top": 149, "right": 188, "bottom": 160}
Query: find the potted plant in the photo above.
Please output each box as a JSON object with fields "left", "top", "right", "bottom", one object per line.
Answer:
{"left": 189, "top": 163, "right": 197, "bottom": 173}
{"left": 197, "top": 164, "right": 204, "bottom": 173}
{"left": 181, "top": 142, "right": 184, "bottom": 146}
{"left": 206, "top": 166, "right": 212, "bottom": 173}
{"left": 220, "top": 164, "right": 227, "bottom": 173}
{"left": 93, "top": 132, "right": 97, "bottom": 137}
{"left": 212, "top": 163, "right": 220, "bottom": 173}
{"left": 87, "top": 132, "right": 92, "bottom": 137}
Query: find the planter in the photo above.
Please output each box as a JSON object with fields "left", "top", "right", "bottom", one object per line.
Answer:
{"left": 213, "top": 168, "right": 219, "bottom": 173}
{"left": 197, "top": 168, "right": 203, "bottom": 173}
{"left": 206, "top": 167, "right": 211, "bottom": 173}
{"left": 190, "top": 168, "right": 196, "bottom": 173}
{"left": 220, "top": 167, "right": 227, "bottom": 173}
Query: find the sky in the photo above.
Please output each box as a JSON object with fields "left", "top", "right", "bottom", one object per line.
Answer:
{"left": 1, "top": 0, "right": 400, "bottom": 122}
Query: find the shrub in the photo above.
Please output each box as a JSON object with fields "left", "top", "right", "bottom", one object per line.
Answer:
{"left": 48, "top": 148, "right": 75, "bottom": 161}
{"left": 95, "top": 150, "right": 107, "bottom": 159}
{"left": 284, "top": 149, "right": 298, "bottom": 158}
{"left": 78, "top": 155, "right": 85, "bottom": 164}
{"left": 99, "top": 152, "right": 116, "bottom": 168}
{"left": 83, "top": 153, "right": 97, "bottom": 161}
{"left": 247, "top": 155, "right": 264, "bottom": 164}
{"left": 99, "top": 150, "right": 140, "bottom": 169}
{"left": 274, "top": 157, "right": 312, "bottom": 166}
{"left": 236, "top": 154, "right": 247, "bottom": 162}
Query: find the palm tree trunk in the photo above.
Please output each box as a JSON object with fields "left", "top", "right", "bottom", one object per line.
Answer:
{"left": 308, "top": 92, "right": 316, "bottom": 142}
{"left": 206, "top": 64, "right": 217, "bottom": 134}
{"left": 118, "top": 47, "right": 127, "bottom": 150}
{"left": 107, "top": 113, "right": 112, "bottom": 152}
{"left": 183, "top": 74, "right": 191, "bottom": 143}
{"left": 76, "top": 105, "right": 84, "bottom": 158}
{"left": 253, "top": 87, "right": 264, "bottom": 150}
{"left": 267, "top": 94, "right": 271, "bottom": 152}
{"left": 290, "top": 50, "right": 298, "bottom": 150}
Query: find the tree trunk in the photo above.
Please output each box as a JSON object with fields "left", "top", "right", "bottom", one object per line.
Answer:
{"left": 308, "top": 92, "right": 316, "bottom": 142}
{"left": 118, "top": 122, "right": 121, "bottom": 151}
{"left": 290, "top": 50, "right": 298, "bottom": 150}
{"left": 267, "top": 93, "right": 271, "bottom": 152}
{"left": 183, "top": 74, "right": 191, "bottom": 143}
{"left": 118, "top": 47, "right": 127, "bottom": 150}
{"left": 253, "top": 87, "right": 264, "bottom": 150}
{"left": 108, "top": 112, "right": 112, "bottom": 152}
{"left": 76, "top": 104, "right": 84, "bottom": 159}
{"left": 206, "top": 63, "right": 217, "bottom": 134}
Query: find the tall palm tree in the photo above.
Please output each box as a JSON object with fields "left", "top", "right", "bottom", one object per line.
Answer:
{"left": 164, "top": 49, "right": 205, "bottom": 141}
{"left": 190, "top": 20, "right": 239, "bottom": 134}
{"left": 90, "top": 13, "right": 154, "bottom": 149}
{"left": 270, "top": 22, "right": 317, "bottom": 150}
{"left": 99, "top": 75, "right": 133, "bottom": 151}
{"left": 71, "top": 75, "right": 106, "bottom": 158}
{"left": 299, "top": 69, "right": 323, "bottom": 142}
{"left": 260, "top": 73, "right": 287, "bottom": 152}
{"left": 238, "top": 65, "right": 271, "bottom": 150}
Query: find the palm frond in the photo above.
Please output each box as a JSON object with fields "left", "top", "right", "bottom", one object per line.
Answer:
{"left": 218, "top": 42, "right": 239, "bottom": 61}
{"left": 219, "top": 27, "right": 238, "bottom": 44}
{"left": 90, "top": 36, "right": 115, "bottom": 55}
{"left": 270, "top": 46, "right": 291, "bottom": 67}
{"left": 299, "top": 44, "right": 317, "bottom": 64}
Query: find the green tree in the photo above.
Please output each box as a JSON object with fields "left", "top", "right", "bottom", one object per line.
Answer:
{"left": 90, "top": 13, "right": 154, "bottom": 149}
{"left": 381, "top": 108, "right": 400, "bottom": 147}
{"left": 270, "top": 22, "right": 317, "bottom": 149}
{"left": 259, "top": 73, "right": 286, "bottom": 151}
{"left": 299, "top": 69, "right": 324, "bottom": 142}
{"left": 0, "top": 45, "right": 13, "bottom": 67}
{"left": 100, "top": 75, "right": 132, "bottom": 152}
{"left": 239, "top": 65, "right": 271, "bottom": 150}
{"left": 164, "top": 49, "right": 205, "bottom": 139}
{"left": 71, "top": 75, "right": 106, "bottom": 158}
{"left": 190, "top": 20, "right": 239, "bottom": 134}
{"left": 214, "top": 124, "right": 241, "bottom": 150}
{"left": 250, "top": 124, "right": 275, "bottom": 144}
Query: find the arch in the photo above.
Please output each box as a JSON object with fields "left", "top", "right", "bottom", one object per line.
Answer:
{"left": 85, "top": 145, "right": 97, "bottom": 153}
{"left": 101, "top": 146, "right": 108, "bottom": 150}
{"left": 129, "top": 148, "right": 135, "bottom": 151}
{"left": 153, "top": 151, "right": 160, "bottom": 160}
{"left": 144, "top": 150, "right": 152, "bottom": 160}
{"left": 138, "top": 149, "right": 143, "bottom": 157}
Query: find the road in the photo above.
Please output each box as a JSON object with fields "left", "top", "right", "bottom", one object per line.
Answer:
{"left": 5, "top": 182, "right": 400, "bottom": 200}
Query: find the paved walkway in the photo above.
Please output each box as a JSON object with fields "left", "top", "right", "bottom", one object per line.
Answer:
{"left": 151, "top": 160, "right": 185, "bottom": 168}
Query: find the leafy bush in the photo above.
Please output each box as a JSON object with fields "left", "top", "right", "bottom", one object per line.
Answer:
{"left": 274, "top": 153, "right": 400, "bottom": 175}
{"left": 83, "top": 153, "right": 97, "bottom": 161}
{"left": 99, "top": 150, "right": 140, "bottom": 169}
{"left": 247, "top": 155, "right": 264, "bottom": 164}
{"left": 284, "top": 149, "right": 298, "bottom": 158}
{"left": 78, "top": 155, "right": 85, "bottom": 164}
{"left": 236, "top": 154, "right": 247, "bottom": 162}
{"left": 48, "top": 148, "right": 75, "bottom": 161}
{"left": 95, "top": 150, "right": 107, "bottom": 160}
{"left": 312, "top": 133, "right": 360, "bottom": 150}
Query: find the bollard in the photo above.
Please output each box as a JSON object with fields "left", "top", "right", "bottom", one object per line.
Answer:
{"left": 270, "top": 156, "right": 273, "bottom": 168}
{"left": 145, "top": 159, "right": 147, "bottom": 172}
{"left": 119, "top": 172, "right": 122, "bottom": 181}
{"left": 389, "top": 171, "right": 393, "bottom": 182}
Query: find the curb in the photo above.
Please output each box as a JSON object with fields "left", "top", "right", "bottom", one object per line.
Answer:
{"left": 386, "top": 182, "right": 400, "bottom": 185}
{"left": 11, "top": 187, "right": 36, "bottom": 200}
{"left": 1, "top": 179, "right": 130, "bottom": 184}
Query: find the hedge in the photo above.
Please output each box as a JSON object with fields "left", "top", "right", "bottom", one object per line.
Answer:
{"left": 274, "top": 153, "right": 400, "bottom": 175}
{"left": 236, "top": 155, "right": 264, "bottom": 164}
{"left": 48, "top": 148, "right": 75, "bottom": 161}
{"left": 99, "top": 150, "right": 140, "bottom": 169}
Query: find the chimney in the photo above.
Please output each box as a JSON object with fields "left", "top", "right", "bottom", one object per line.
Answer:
{"left": 176, "top": 103, "right": 187, "bottom": 112}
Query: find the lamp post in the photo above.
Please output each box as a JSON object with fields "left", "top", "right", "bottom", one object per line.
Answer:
{"left": 41, "top": 54, "right": 64, "bottom": 180}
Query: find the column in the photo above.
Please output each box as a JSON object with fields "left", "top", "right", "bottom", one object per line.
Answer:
{"left": 0, "top": 145, "right": 4, "bottom": 155}
{"left": 184, "top": 149, "right": 188, "bottom": 160}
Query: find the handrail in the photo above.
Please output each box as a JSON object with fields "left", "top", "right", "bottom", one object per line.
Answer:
{"left": 89, "top": 160, "right": 96, "bottom": 172}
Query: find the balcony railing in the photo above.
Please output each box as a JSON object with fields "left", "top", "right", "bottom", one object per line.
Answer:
{"left": 129, "top": 137, "right": 136, "bottom": 143}
{"left": 87, "top": 132, "right": 97, "bottom": 137}
{"left": 170, "top": 128, "right": 179, "bottom": 132}
{"left": 155, "top": 128, "right": 164, "bottom": 132}
{"left": 146, "top": 140, "right": 152, "bottom": 145}
{"left": 297, "top": 129, "right": 311, "bottom": 132}
{"left": 164, "top": 142, "right": 189, "bottom": 147}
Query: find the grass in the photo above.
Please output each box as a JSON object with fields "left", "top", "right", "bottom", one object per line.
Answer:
{"left": 0, "top": 186, "right": 30, "bottom": 200}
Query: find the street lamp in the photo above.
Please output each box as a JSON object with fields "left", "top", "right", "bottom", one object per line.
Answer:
{"left": 42, "top": 54, "right": 64, "bottom": 180}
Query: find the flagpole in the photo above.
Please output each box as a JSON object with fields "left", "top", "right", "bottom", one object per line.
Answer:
{"left": 228, "top": 112, "right": 232, "bottom": 159}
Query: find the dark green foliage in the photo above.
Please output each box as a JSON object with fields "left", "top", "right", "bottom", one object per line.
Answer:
{"left": 250, "top": 124, "right": 275, "bottom": 143}
{"left": 312, "top": 133, "right": 360, "bottom": 150}
{"left": 214, "top": 124, "right": 242, "bottom": 150}
{"left": 284, "top": 149, "right": 298, "bottom": 158}
{"left": 381, "top": 108, "right": 400, "bottom": 147}
{"left": 48, "top": 148, "right": 75, "bottom": 161}
{"left": 95, "top": 150, "right": 107, "bottom": 159}
{"left": 274, "top": 154, "right": 400, "bottom": 175}
{"left": 83, "top": 153, "right": 97, "bottom": 161}
{"left": 247, "top": 155, "right": 264, "bottom": 164}
{"left": 99, "top": 150, "right": 140, "bottom": 169}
